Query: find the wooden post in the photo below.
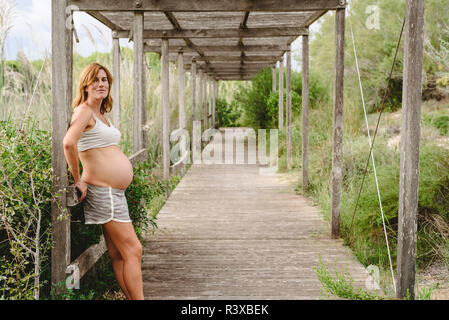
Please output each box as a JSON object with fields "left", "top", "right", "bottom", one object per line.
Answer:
{"left": 331, "top": 7, "right": 345, "bottom": 239}
{"left": 178, "top": 52, "right": 185, "bottom": 129}
{"left": 213, "top": 80, "right": 217, "bottom": 128}
{"left": 286, "top": 48, "right": 292, "bottom": 169}
{"left": 272, "top": 65, "right": 277, "bottom": 93}
{"left": 208, "top": 78, "right": 212, "bottom": 128}
{"left": 191, "top": 60, "right": 197, "bottom": 120}
{"left": 142, "top": 51, "right": 148, "bottom": 149}
{"left": 397, "top": 0, "right": 426, "bottom": 300}
{"left": 302, "top": 33, "right": 309, "bottom": 189}
{"left": 198, "top": 69, "right": 203, "bottom": 127}
{"left": 112, "top": 34, "right": 120, "bottom": 128}
{"left": 51, "top": 0, "right": 72, "bottom": 290}
{"left": 278, "top": 57, "right": 284, "bottom": 129}
{"left": 133, "top": 11, "right": 144, "bottom": 153}
{"left": 202, "top": 73, "right": 207, "bottom": 130}
{"left": 161, "top": 38, "right": 170, "bottom": 180}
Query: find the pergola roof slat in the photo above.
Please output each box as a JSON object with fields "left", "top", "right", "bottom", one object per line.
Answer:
{"left": 71, "top": 0, "right": 342, "bottom": 78}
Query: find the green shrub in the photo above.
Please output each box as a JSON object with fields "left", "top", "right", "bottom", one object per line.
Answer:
{"left": 215, "top": 97, "right": 241, "bottom": 127}
{"left": 0, "top": 120, "right": 181, "bottom": 299}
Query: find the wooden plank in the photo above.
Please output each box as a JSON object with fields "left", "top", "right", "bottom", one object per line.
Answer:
{"left": 286, "top": 49, "right": 292, "bottom": 169}
{"left": 68, "top": 237, "right": 107, "bottom": 280}
{"left": 145, "top": 44, "right": 288, "bottom": 53}
{"left": 68, "top": 0, "right": 345, "bottom": 11}
{"left": 133, "top": 11, "right": 144, "bottom": 153}
{"left": 161, "top": 38, "right": 170, "bottom": 180}
{"left": 302, "top": 34, "right": 309, "bottom": 189}
{"left": 51, "top": 0, "right": 72, "bottom": 290}
{"left": 278, "top": 57, "right": 284, "bottom": 129}
{"left": 112, "top": 37, "right": 120, "bottom": 128}
{"left": 397, "top": 0, "right": 426, "bottom": 300}
{"left": 272, "top": 65, "right": 276, "bottom": 92}
{"left": 331, "top": 8, "right": 345, "bottom": 239}
{"left": 86, "top": 10, "right": 123, "bottom": 31}
{"left": 196, "top": 56, "right": 278, "bottom": 62}
{"left": 113, "top": 27, "right": 308, "bottom": 39}
{"left": 142, "top": 132, "right": 371, "bottom": 299}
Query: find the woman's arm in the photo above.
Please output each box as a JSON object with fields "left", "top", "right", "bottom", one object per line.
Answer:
{"left": 63, "top": 106, "right": 92, "bottom": 201}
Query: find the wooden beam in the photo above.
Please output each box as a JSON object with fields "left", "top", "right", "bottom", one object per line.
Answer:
{"left": 114, "top": 27, "right": 308, "bottom": 39}
{"left": 112, "top": 37, "right": 120, "bottom": 128}
{"left": 161, "top": 38, "right": 170, "bottom": 180}
{"left": 145, "top": 44, "right": 288, "bottom": 53}
{"left": 331, "top": 8, "right": 345, "bottom": 238}
{"left": 272, "top": 65, "right": 277, "bottom": 92}
{"left": 278, "top": 57, "right": 284, "bottom": 129}
{"left": 86, "top": 10, "right": 123, "bottom": 31}
{"left": 133, "top": 11, "right": 144, "bottom": 153}
{"left": 196, "top": 55, "right": 279, "bottom": 62}
{"left": 397, "top": 0, "right": 426, "bottom": 300}
{"left": 68, "top": 0, "right": 346, "bottom": 11}
{"left": 286, "top": 49, "right": 292, "bottom": 169}
{"left": 302, "top": 34, "right": 309, "bottom": 190}
{"left": 51, "top": 0, "right": 72, "bottom": 292}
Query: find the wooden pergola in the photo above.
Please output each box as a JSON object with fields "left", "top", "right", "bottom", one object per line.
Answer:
{"left": 51, "top": 0, "right": 425, "bottom": 299}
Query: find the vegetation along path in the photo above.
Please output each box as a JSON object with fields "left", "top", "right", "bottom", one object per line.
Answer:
{"left": 142, "top": 129, "right": 371, "bottom": 299}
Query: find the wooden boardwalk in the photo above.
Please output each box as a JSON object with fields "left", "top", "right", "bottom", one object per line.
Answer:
{"left": 142, "top": 129, "right": 371, "bottom": 299}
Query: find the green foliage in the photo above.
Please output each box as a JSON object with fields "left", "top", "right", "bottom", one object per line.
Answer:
{"left": 0, "top": 119, "right": 181, "bottom": 299}
{"left": 423, "top": 113, "right": 449, "bottom": 136}
{"left": 215, "top": 97, "right": 241, "bottom": 127}
{"left": 232, "top": 68, "right": 273, "bottom": 129}
{"left": 0, "top": 120, "right": 55, "bottom": 300}
{"left": 315, "top": 255, "right": 386, "bottom": 300}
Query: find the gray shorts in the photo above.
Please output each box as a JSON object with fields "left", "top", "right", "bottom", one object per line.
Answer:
{"left": 83, "top": 183, "right": 132, "bottom": 224}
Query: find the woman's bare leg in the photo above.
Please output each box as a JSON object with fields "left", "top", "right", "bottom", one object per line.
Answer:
{"left": 102, "top": 226, "right": 131, "bottom": 299}
{"left": 102, "top": 221, "right": 144, "bottom": 300}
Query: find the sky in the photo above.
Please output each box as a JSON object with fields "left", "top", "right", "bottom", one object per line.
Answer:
{"left": 4, "top": 0, "right": 324, "bottom": 71}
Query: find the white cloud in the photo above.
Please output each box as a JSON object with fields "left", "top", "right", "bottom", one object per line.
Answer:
{"left": 4, "top": 0, "right": 131, "bottom": 60}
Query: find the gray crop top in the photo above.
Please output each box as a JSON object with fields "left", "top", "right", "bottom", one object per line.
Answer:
{"left": 73, "top": 106, "right": 121, "bottom": 152}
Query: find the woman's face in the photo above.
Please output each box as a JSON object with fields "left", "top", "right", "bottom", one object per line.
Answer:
{"left": 85, "top": 69, "right": 109, "bottom": 101}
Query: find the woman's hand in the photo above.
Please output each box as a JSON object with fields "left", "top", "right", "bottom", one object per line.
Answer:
{"left": 75, "top": 180, "right": 88, "bottom": 202}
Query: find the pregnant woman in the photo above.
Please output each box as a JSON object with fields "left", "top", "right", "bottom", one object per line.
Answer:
{"left": 63, "top": 63, "right": 144, "bottom": 300}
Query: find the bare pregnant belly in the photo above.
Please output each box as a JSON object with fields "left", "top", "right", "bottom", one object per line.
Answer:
{"left": 79, "top": 146, "right": 133, "bottom": 190}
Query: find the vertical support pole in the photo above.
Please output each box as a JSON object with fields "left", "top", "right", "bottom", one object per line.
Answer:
{"left": 272, "top": 64, "right": 277, "bottom": 93}
{"left": 142, "top": 51, "right": 148, "bottom": 149}
{"left": 278, "top": 57, "right": 284, "bottom": 129}
{"left": 178, "top": 52, "right": 185, "bottom": 129}
{"left": 161, "top": 38, "right": 170, "bottom": 180}
{"left": 302, "top": 33, "right": 309, "bottom": 189}
{"left": 133, "top": 11, "right": 144, "bottom": 153}
{"left": 213, "top": 79, "right": 216, "bottom": 128}
{"left": 397, "top": 0, "right": 426, "bottom": 300}
{"left": 198, "top": 69, "right": 203, "bottom": 128}
{"left": 331, "top": 8, "right": 345, "bottom": 238}
{"left": 286, "top": 48, "right": 292, "bottom": 169}
{"left": 208, "top": 78, "right": 212, "bottom": 128}
{"left": 191, "top": 60, "right": 197, "bottom": 123}
{"left": 51, "top": 0, "right": 72, "bottom": 290}
{"left": 112, "top": 33, "right": 121, "bottom": 128}
{"left": 202, "top": 73, "right": 207, "bottom": 130}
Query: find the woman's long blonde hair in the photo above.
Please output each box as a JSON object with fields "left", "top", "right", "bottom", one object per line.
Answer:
{"left": 72, "top": 63, "right": 114, "bottom": 114}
